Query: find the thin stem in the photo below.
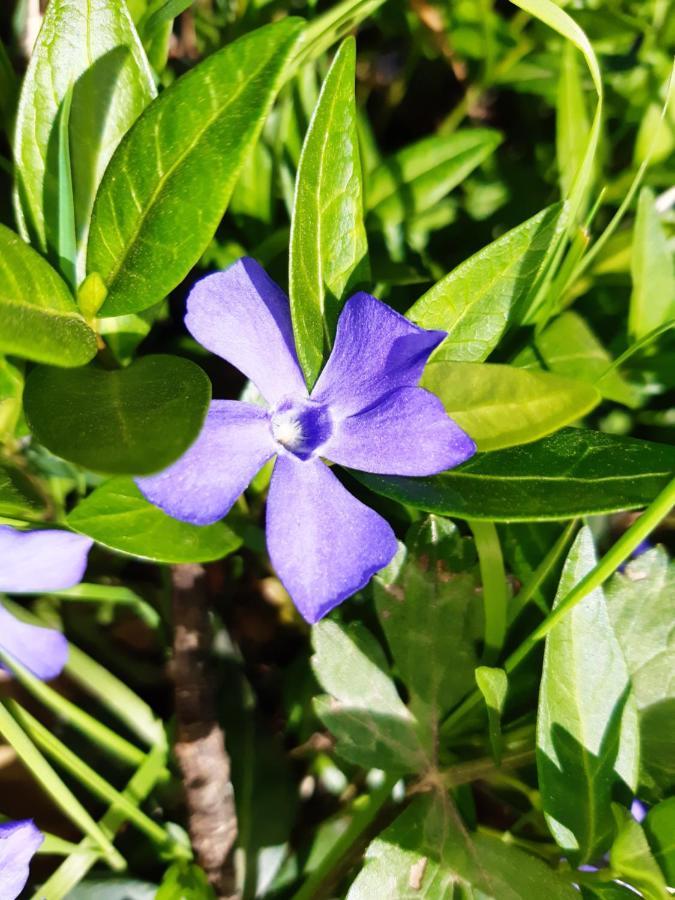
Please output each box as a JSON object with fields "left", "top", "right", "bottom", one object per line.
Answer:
{"left": 470, "top": 520, "right": 508, "bottom": 664}
{"left": 508, "top": 519, "right": 579, "bottom": 624}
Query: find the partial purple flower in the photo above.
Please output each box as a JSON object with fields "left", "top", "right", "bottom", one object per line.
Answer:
{"left": 0, "top": 526, "right": 93, "bottom": 679}
{"left": 137, "top": 258, "right": 475, "bottom": 623}
{"left": 0, "top": 820, "right": 43, "bottom": 900}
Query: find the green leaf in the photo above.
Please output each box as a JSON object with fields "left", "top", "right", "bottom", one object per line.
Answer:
{"left": 352, "top": 428, "right": 675, "bottom": 522}
{"left": 56, "top": 83, "right": 77, "bottom": 288}
{"left": 13, "top": 0, "right": 156, "bottom": 275}
{"left": 407, "top": 204, "right": 564, "bottom": 361}
{"left": 348, "top": 795, "right": 578, "bottom": 899}
{"left": 0, "top": 224, "right": 97, "bottom": 367}
{"left": 644, "top": 797, "right": 675, "bottom": 887}
{"left": 289, "top": 38, "right": 369, "bottom": 387}
{"left": 374, "top": 518, "right": 480, "bottom": 730}
{"left": 476, "top": 666, "right": 508, "bottom": 764}
{"left": 366, "top": 128, "right": 501, "bottom": 228}
{"left": 610, "top": 810, "right": 669, "bottom": 900}
{"left": 0, "top": 463, "right": 45, "bottom": 521}
{"left": 0, "top": 357, "right": 23, "bottom": 440}
{"left": 556, "top": 43, "right": 592, "bottom": 200}
{"left": 422, "top": 361, "right": 600, "bottom": 451}
{"left": 606, "top": 548, "right": 675, "bottom": 795}
{"left": 24, "top": 355, "right": 211, "bottom": 475}
{"left": 533, "top": 311, "right": 640, "bottom": 409}
{"left": 537, "top": 527, "right": 639, "bottom": 864}
{"left": 311, "top": 620, "right": 427, "bottom": 772}
{"left": 88, "top": 20, "right": 303, "bottom": 317}
{"left": 629, "top": 187, "right": 675, "bottom": 340}
{"left": 156, "top": 862, "right": 216, "bottom": 899}
{"left": 67, "top": 477, "right": 242, "bottom": 563}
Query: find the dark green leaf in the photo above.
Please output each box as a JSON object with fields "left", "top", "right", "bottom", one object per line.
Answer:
{"left": 88, "top": 20, "right": 303, "bottom": 317}
{"left": 24, "top": 355, "right": 211, "bottom": 475}
{"left": 67, "top": 478, "right": 241, "bottom": 563}
{"left": 353, "top": 428, "right": 675, "bottom": 522}
{"left": 289, "top": 37, "right": 369, "bottom": 387}
{"left": 644, "top": 797, "right": 675, "bottom": 887}
{"left": 0, "top": 224, "right": 97, "bottom": 367}
{"left": 422, "top": 361, "right": 600, "bottom": 451}
{"left": 537, "top": 528, "right": 639, "bottom": 864}
{"left": 407, "top": 204, "right": 564, "bottom": 361}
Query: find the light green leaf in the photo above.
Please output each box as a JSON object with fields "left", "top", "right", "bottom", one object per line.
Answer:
{"left": 606, "top": 547, "right": 675, "bottom": 795}
{"left": 156, "top": 862, "right": 216, "bottom": 899}
{"left": 629, "top": 187, "right": 675, "bottom": 340}
{"left": 289, "top": 38, "right": 369, "bottom": 387}
{"left": 24, "top": 355, "right": 211, "bottom": 475}
{"left": 644, "top": 797, "right": 675, "bottom": 887}
{"left": 0, "top": 224, "right": 97, "bottom": 367}
{"left": 556, "top": 43, "right": 592, "bottom": 200}
{"left": 476, "top": 666, "right": 508, "bottom": 764}
{"left": 422, "top": 361, "right": 600, "bottom": 451}
{"left": 537, "top": 527, "right": 639, "bottom": 864}
{"left": 367, "top": 128, "right": 501, "bottom": 228}
{"left": 348, "top": 795, "right": 578, "bottom": 899}
{"left": 0, "top": 357, "right": 23, "bottom": 440}
{"left": 88, "top": 20, "right": 303, "bottom": 317}
{"left": 311, "top": 620, "right": 427, "bottom": 772}
{"left": 67, "top": 477, "right": 242, "bottom": 563}
{"left": 610, "top": 810, "right": 669, "bottom": 900}
{"left": 13, "top": 0, "right": 156, "bottom": 276}
{"left": 407, "top": 204, "right": 564, "bottom": 362}
{"left": 353, "top": 428, "right": 675, "bottom": 522}
{"left": 292, "top": 0, "right": 387, "bottom": 71}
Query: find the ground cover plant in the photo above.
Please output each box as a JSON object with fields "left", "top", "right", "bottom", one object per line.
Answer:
{"left": 0, "top": 0, "right": 674, "bottom": 897}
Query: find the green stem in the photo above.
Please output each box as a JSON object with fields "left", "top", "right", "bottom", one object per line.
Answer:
{"left": 470, "top": 520, "right": 508, "bottom": 665}
{"left": 508, "top": 519, "right": 579, "bottom": 623}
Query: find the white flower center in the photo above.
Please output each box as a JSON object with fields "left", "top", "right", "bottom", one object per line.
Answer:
{"left": 271, "top": 412, "right": 304, "bottom": 451}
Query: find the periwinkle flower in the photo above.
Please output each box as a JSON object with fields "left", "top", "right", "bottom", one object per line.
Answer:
{"left": 0, "top": 820, "right": 43, "bottom": 899}
{"left": 0, "top": 526, "right": 92, "bottom": 679}
{"left": 137, "top": 258, "right": 475, "bottom": 622}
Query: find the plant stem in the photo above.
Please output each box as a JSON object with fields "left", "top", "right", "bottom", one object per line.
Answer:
{"left": 470, "top": 520, "right": 508, "bottom": 664}
{"left": 508, "top": 519, "right": 579, "bottom": 623}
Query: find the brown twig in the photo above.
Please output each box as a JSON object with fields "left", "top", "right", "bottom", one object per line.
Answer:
{"left": 171, "top": 564, "right": 238, "bottom": 899}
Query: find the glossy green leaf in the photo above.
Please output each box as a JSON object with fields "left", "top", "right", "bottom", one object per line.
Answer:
{"left": 644, "top": 798, "right": 675, "bottom": 886}
{"left": 24, "top": 355, "right": 211, "bottom": 475}
{"left": 534, "top": 311, "right": 640, "bottom": 408}
{"left": 629, "top": 187, "right": 675, "bottom": 340}
{"left": 353, "top": 428, "right": 675, "bottom": 522}
{"left": 407, "top": 204, "right": 564, "bottom": 362}
{"left": 367, "top": 128, "right": 501, "bottom": 228}
{"left": 68, "top": 477, "right": 242, "bottom": 563}
{"left": 374, "top": 518, "right": 480, "bottom": 730}
{"left": 422, "top": 361, "right": 600, "bottom": 451}
{"left": 13, "top": 0, "right": 156, "bottom": 275}
{"left": 0, "top": 224, "right": 97, "bottom": 366}
{"left": 0, "top": 463, "right": 45, "bottom": 520}
{"left": 348, "top": 795, "right": 577, "bottom": 899}
{"left": 606, "top": 548, "right": 675, "bottom": 795}
{"left": 0, "top": 357, "right": 23, "bottom": 440}
{"left": 610, "top": 811, "right": 668, "bottom": 900}
{"left": 289, "top": 38, "right": 369, "bottom": 387}
{"left": 311, "top": 620, "right": 427, "bottom": 772}
{"left": 88, "top": 20, "right": 303, "bottom": 317}
{"left": 537, "top": 528, "right": 639, "bottom": 864}
{"left": 556, "top": 43, "right": 592, "bottom": 199}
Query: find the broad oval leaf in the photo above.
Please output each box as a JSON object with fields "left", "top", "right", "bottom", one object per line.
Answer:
{"left": 407, "top": 204, "right": 564, "bottom": 362}
{"left": 24, "top": 355, "right": 211, "bottom": 475}
{"left": 422, "top": 360, "right": 600, "bottom": 451}
{"left": 88, "top": 19, "right": 303, "bottom": 317}
{"left": 352, "top": 428, "right": 675, "bottom": 522}
{"left": 289, "top": 37, "right": 369, "bottom": 387}
{"left": 67, "top": 478, "right": 241, "bottom": 563}
{"left": 0, "top": 224, "right": 97, "bottom": 366}
{"left": 13, "top": 0, "right": 156, "bottom": 274}
{"left": 537, "top": 527, "right": 639, "bottom": 864}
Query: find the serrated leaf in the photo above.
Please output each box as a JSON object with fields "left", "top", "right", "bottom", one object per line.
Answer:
{"left": 354, "top": 428, "right": 675, "bottom": 522}
{"left": 606, "top": 547, "right": 675, "bottom": 795}
{"left": 407, "top": 204, "right": 564, "bottom": 361}
{"left": 24, "top": 355, "right": 211, "bottom": 475}
{"left": 422, "top": 361, "right": 600, "bottom": 451}
{"left": 67, "top": 477, "right": 242, "bottom": 563}
{"left": 13, "top": 0, "right": 156, "bottom": 276}
{"left": 289, "top": 38, "right": 369, "bottom": 387}
{"left": 88, "top": 19, "right": 302, "bottom": 317}
{"left": 537, "top": 527, "right": 639, "bottom": 864}
{"left": 629, "top": 187, "right": 675, "bottom": 340}
{"left": 0, "top": 224, "right": 97, "bottom": 367}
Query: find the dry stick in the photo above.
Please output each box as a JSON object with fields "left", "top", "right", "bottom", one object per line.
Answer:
{"left": 171, "top": 564, "right": 238, "bottom": 899}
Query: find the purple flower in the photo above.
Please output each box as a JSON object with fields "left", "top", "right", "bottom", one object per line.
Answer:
{"left": 0, "top": 526, "right": 93, "bottom": 679}
{"left": 137, "top": 258, "right": 475, "bottom": 622}
{"left": 0, "top": 820, "right": 43, "bottom": 899}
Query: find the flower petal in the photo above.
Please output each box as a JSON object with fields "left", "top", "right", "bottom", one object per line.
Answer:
{"left": 0, "top": 605, "right": 68, "bottom": 680}
{"left": 266, "top": 456, "right": 397, "bottom": 623}
{"left": 324, "top": 386, "right": 476, "bottom": 475}
{"left": 0, "top": 820, "right": 43, "bottom": 900}
{"left": 185, "top": 258, "right": 307, "bottom": 404}
{"left": 137, "top": 400, "right": 276, "bottom": 525}
{"left": 311, "top": 292, "right": 446, "bottom": 416}
{"left": 0, "top": 527, "right": 93, "bottom": 594}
